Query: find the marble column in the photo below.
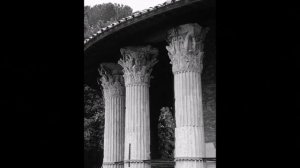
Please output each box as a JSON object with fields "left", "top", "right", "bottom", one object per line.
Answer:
{"left": 118, "top": 45, "right": 158, "bottom": 168}
{"left": 166, "top": 23, "right": 209, "bottom": 168}
{"left": 99, "top": 63, "right": 125, "bottom": 168}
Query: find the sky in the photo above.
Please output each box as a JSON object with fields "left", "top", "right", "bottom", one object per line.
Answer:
{"left": 84, "top": 0, "right": 167, "bottom": 12}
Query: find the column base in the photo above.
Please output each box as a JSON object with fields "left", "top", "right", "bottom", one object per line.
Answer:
{"left": 175, "top": 159, "right": 205, "bottom": 168}
{"left": 124, "top": 160, "right": 151, "bottom": 168}
{"left": 102, "top": 162, "right": 124, "bottom": 168}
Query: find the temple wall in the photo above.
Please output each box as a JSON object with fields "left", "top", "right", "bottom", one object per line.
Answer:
{"left": 202, "top": 25, "right": 216, "bottom": 146}
{"left": 202, "top": 63, "right": 216, "bottom": 145}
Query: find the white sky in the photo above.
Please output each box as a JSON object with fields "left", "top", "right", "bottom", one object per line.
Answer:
{"left": 84, "top": 0, "right": 167, "bottom": 12}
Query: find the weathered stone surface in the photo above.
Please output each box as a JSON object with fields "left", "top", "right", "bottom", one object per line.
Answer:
{"left": 166, "top": 23, "right": 209, "bottom": 74}
{"left": 118, "top": 45, "right": 158, "bottom": 86}
{"left": 99, "top": 63, "right": 125, "bottom": 168}
{"left": 119, "top": 46, "right": 158, "bottom": 168}
{"left": 98, "top": 63, "right": 125, "bottom": 97}
{"left": 167, "top": 23, "right": 209, "bottom": 168}
{"left": 203, "top": 83, "right": 216, "bottom": 145}
{"left": 205, "top": 143, "right": 216, "bottom": 158}
{"left": 202, "top": 33, "right": 216, "bottom": 145}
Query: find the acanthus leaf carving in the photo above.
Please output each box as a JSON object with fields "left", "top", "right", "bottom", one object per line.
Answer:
{"left": 166, "top": 23, "right": 209, "bottom": 74}
{"left": 98, "top": 63, "right": 125, "bottom": 97}
{"left": 118, "top": 45, "right": 159, "bottom": 86}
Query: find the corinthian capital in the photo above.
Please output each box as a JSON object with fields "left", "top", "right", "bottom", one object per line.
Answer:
{"left": 166, "top": 23, "right": 209, "bottom": 74}
{"left": 118, "top": 45, "right": 159, "bottom": 86}
{"left": 98, "top": 63, "right": 125, "bottom": 97}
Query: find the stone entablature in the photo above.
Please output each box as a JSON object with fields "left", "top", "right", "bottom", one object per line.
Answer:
{"left": 166, "top": 23, "right": 209, "bottom": 74}
{"left": 118, "top": 45, "right": 158, "bottom": 86}
{"left": 98, "top": 63, "right": 125, "bottom": 97}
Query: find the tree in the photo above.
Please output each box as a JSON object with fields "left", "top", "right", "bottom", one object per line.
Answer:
{"left": 157, "top": 107, "right": 175, "bottom": 160}
{"left": 84, "top": 3, "right": 133, "bottom": 39}
{"left": 84, "top": 84, "right": 104, "bottom": 151}
{"left": 113, "top": 3, "right": 133, "bottom": 20}
{"left": 84, "top": 84, "right": 104, "bottom": 168}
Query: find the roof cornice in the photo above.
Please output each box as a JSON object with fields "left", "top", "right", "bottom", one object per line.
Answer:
{"left": 84, "top": 0, "right": 207, "bottom": 51}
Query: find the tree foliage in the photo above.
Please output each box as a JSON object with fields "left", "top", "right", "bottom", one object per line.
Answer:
{"left": 84, "top": 3, "right": 133, "bottom": 39}
{"left": 84, "top": 84, "right": 105, "bottom": 168}
{"left": 157, "top": 107, "right": 175, "bottom": 160}
{"left": 84, "top": 84, "right": 104, "bottom": 151}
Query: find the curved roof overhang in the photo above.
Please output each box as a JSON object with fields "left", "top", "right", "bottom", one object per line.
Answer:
{"left": 84, "top": 0, "right": 215, "bottom": 88}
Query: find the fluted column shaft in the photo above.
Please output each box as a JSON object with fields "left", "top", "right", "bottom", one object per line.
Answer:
{"left": 173, "top": 71, "right": 206, "bottom": 168}
{"left": 99, "top": 63, "right": 125, "bottom": 168}
{"left": 166, "top": 23, "right": 209, "bottom": 168}
{"left": 124, "top": 83, "right": 150, "bottom": 168}
{"left": 119, "top": 45, "right": 158, "bottom": 168}
{"left": 103, "top": 92, "right": 125, "bottom": 168}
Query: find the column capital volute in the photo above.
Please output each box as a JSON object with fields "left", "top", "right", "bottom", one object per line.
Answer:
{"left": 98, "top": 63, "right": 125, "bottom": 97}
{"left": 118, "top": 45, "right": 159, "bottom": 86}
{"left": 166, "top": 23, "right": 209, "bottom": 74}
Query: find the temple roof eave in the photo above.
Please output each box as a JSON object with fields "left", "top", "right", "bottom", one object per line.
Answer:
{"left": 84, "top": 0, "right": 215, "bottom": 89}
{"left": 84, "top": 0, "right": 214, "bottom": 52}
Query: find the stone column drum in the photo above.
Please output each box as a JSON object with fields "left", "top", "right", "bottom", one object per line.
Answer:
{"left": 99, "top": 63, "right": 125, "bottom": 168}
{"left": 118, "top": 45, "right": 158, "bottom": 168}
{"left": 166, "top": 23, "right": 209, "bottom": 168}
